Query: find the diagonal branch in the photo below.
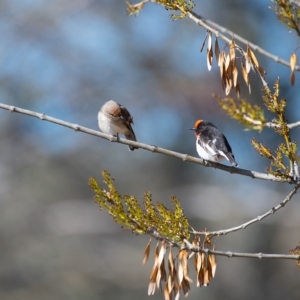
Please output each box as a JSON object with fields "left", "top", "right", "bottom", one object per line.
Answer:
{"left": 186, "top": 10, "right": 300, "bottom": 71}
{"left": 193, "top": 183, "right": 300, "bottom": 237}
{"left": 0, "top": 103, "right": 294, "bottom": 183}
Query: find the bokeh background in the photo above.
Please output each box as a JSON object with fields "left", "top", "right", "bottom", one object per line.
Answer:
{"left": 0, "top": 0, "right": 299, "bottom": 299}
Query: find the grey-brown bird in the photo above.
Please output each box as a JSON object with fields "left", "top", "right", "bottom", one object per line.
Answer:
{"left": 98, "top": 100, "right": 138, "bottom": 151}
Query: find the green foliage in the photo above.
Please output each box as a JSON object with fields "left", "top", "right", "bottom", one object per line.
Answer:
{"left": 216, "top": 96, "right": 266, "bottom": 131}
{"left": 262, "top": 79, "right": 286, "bottom": 114}
{"left": 262, "top": 79, "right": 298, "bottom": 174}
{"left": 271, "top": 0, "right": 300, "bottom": 37}
{"left": 125, "top": 0, "right": 195, "bottom": 19}
{"left": 248, "top": 79, "right": 298, "bottom": 177}
{"left": 251, "top": 138, "right": 291, "bottom": 178}
{"left": 251, "top": 138, "right": 274, "bottom": 160}
{"left": 89, "top": 170, "right": 190, "bottom": 242}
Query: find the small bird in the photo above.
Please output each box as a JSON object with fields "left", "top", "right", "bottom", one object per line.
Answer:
{"left": 98, "top": 100, "right": 138, "bottom": 151}
{"left": 190, "top": 120, "right": 238, "bottom": 166}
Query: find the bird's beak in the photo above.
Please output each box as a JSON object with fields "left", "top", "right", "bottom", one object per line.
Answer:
{"left": 190, "top": 128, "right": 196, "bottom": 131}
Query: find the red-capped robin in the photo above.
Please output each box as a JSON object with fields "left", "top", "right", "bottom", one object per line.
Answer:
{"left": 98, "top": 100, "right": 138, "bottom": 151}
{"left": 190, "top": 120, "right": 238, "bottom": 166}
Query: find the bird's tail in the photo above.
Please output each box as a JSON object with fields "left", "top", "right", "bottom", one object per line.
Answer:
{"left": 226, "top": 153, "right": 238, "bottom": 167}
{"left": 125, "top": 127, "right": 138, "bottom": 151}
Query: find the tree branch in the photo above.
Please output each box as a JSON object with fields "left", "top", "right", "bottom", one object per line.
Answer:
{"left": 186, "top": 10, "right": 300, "bottom": 71}
{"left": 242, "top": 114, "right": 300, "bottom": 129}
{"left": 183, "top": 239, "right": 300, "bottom": 261}
{"left": 0, "top": 103, "right": 294, "bottom": 183}
{"left": 143, "top": 229, "right": 300, "bottom": 261}
{"left": 192, "top": 183, "right": 300, "bottom": 237}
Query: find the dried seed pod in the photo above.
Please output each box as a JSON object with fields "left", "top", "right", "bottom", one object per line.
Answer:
{"left": 143, "top": 238, "right": 151, "bottom": 265}
{"left": 208, "top": 254, "right": 217, "bottom": 278}
{"left": 235, "top": 82, "right": 241, "bottom": 98}
{"left": 241, "top": 61, "right": 249, "bottom": 86}
{"left": 248, "top": 46, "right": 259, "bottom": 69}
{"left": 225, "top": 53, "right": 231, "bottom": 71}
{"left": 232, "top": 64, "right": 238, "bottom": 87}
{"left": 229, "top": 40, "right": 236, "bottom": 62}
{"left": 290, "top": 52, "right": 297, "bottom": 72}
{"left": 207, "top": 48, "right": 213, "bottom": 71}
{"left": 207, "top": 31, "right": 212, "bottom": 52}
{"left": 291, "top": 71, "right": 295, "bottom": 86}
{"left": 200, "top": 31, "right": 209, "bottom": 52}
{"left": 219, "top": 51, "right": 225, "bottom": 78}
{"left": 163, "top": 284, "right": 171, "bottom": 300}
{"left": 215, "top": 38, "right": 220, "bottom": 64}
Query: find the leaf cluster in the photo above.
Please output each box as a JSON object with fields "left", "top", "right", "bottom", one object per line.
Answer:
{"left": 262, "top": 79, "right": 286, "bottom": 115}
{"left": 251, "top": 138, "right": 292, "bottom": 178}
{"left": 215, "top": 96, "right": 266, "bottom": 131}
{"left": 125, "top": 0, "right": 195, "bottom": 19}
{"left": 260, "top": 80, "right": 298, "bottom": 176}
{"left": 271, "top": 0, "right": 300, "bottom": 37}
{"left": 88, "top": 170, "right": 190, "bottom": 242}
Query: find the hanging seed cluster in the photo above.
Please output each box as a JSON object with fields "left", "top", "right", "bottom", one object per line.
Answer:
{"left": 201, "top": 31, "right": 266, "bottom": 97}
{"left": 144, "top": 239, "right": 217, "bottom": 300}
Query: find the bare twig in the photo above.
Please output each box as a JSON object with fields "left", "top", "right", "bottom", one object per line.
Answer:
{"left": 141, "top": 229, "right": 300, "bottom": 261}
{"left": 193, "top": 183, "right": 300, "bottom": 237}
{"left": 0, "top": 103, "right": 294, "bottom": 183}
{"left": 183, "top": 239, "right": 300, "bottom": 261}
{"left": 287, "top": 121, "right": 300, "bottom": 129}
{"left": 242, "top": 114, "right": 300, "bottom": 129}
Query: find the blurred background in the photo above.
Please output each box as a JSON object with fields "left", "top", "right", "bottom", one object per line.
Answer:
{"left": 0, "top": 0, "right": 299, "bottom": 299}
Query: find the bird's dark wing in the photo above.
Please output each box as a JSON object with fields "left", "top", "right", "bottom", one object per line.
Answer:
{"left": 119, "top": 105, "right": 134, "bottom": 124}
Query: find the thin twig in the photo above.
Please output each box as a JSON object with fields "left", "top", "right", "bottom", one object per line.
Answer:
{"left": 242, "top": 114, "right": 300, "bottom": 129}
{"left": 192, "top": 184, "right": 300, "bottom": 237}
{"left": 183, "top": 239, "right": 300, "bottom": 261}
{"left": 142, "top": 230, "right": 300, "bottom": 261}
{"left": 0, "top": 103, "right": 293, "bottom": 183}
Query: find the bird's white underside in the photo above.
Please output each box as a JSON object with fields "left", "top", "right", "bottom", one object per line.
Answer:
{"left": 196, "top": 139, "right": 227, "bottom": 163}
{"left": 98, "top": 111, "right": 129, "bottom": 135}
